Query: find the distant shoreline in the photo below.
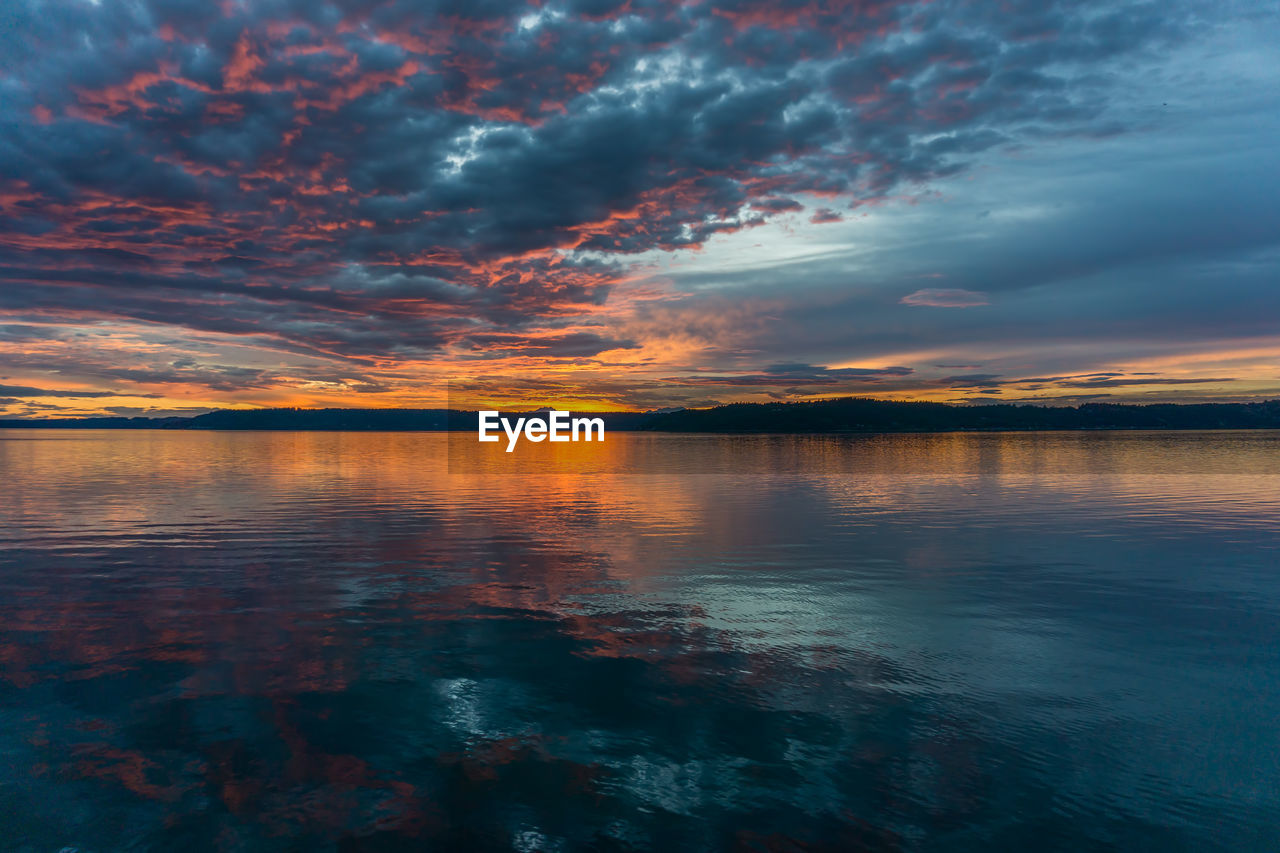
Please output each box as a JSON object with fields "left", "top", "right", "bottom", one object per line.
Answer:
{"left": 2, "top": 398, "right": 1279, "bottom": 433}
{"left": 4, "top": 427, "right": 1279, "bottom": 433}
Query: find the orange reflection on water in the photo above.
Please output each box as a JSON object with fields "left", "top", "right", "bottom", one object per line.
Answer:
{"left": 2, "top": 429, "right": 1280, "bottom": 849}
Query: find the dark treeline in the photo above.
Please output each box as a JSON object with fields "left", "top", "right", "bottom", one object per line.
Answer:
{"left": 0, "top": 408, "right": 654, "bottom": 431}
{"left": 639, "top": 398, "right": 1280, "bottom": 432}
{"left": 2, "top": 398, "right": 1279, "bottom": 432}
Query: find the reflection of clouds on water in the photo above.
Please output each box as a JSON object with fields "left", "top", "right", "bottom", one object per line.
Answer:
{"left": 0, "top": 431, "right": 1279, "bottom": 849}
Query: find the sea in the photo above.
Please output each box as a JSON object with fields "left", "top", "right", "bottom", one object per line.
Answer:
{"left": 1, "top": 429, "right": 1278, "bottom": 851}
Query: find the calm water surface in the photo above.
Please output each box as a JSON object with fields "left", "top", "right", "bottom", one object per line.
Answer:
{"left": 1, "top": 430, "right": 1278, "bottom": 851}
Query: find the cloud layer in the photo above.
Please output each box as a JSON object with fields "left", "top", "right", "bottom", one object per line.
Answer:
{"left": 0, "top": 0, "right": 1277, "bottom": 413}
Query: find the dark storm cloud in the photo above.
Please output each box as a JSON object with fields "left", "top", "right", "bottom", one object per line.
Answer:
{"left": 763, "top": 363, "right": 914, "bottom": 379}
{"left": 934, "top": 373, "right": 1239, "bottom": 392}
{"left": 665, "top": 363, "right": 914, "bottom": 387}
{"left": 658, "top": 106, "right": 1280, "bottom": 386}
{"left": 463, "top": 331, "right": 640, "bottom": 358}
{"left": 0, "top": 0, "right": 1211, "bottom": 386}
{"left": 0, "top": 384, "right": 157, "bottom": 398}
{"left": 1059, "top": 376, "right": 1237, "bottom": 388}
{"left": 939, "top": 374, "right": 1003, "bottom": 387}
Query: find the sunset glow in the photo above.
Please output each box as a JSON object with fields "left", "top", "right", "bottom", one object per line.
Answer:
{"left": 2, "top": 0, "right": 1277, "bottom": 415}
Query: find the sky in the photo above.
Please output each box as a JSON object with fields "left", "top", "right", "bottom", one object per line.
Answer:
{"left": 0, "top": 0, "right": 1277, "bottom": 416}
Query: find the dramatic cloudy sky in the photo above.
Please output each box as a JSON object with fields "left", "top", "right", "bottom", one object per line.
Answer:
{"left": 1, "top": 0, "right": 1277, "bottom": 415}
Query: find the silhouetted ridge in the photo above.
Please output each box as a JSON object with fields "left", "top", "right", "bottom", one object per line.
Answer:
{"left": 639, "top": 398, "right": 1280, "bottom": 432}
{"left": 2, "top": 399, "right": 1279, "bottom": 431}
{"left": 0, "top": 407, "right": 657, "bottom": 431}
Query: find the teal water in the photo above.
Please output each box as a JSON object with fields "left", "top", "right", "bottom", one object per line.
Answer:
{"left": 1, "top": 430, "right": 1278, "bottom": 851}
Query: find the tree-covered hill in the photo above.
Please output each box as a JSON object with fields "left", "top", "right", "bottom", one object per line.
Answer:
{"left": 3, "top": 399, "right": 1279, "bottom": 432}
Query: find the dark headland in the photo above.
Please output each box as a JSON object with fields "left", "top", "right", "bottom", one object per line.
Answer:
{"left": 2, "top": 398, "right": 1280, "bottom": 432}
